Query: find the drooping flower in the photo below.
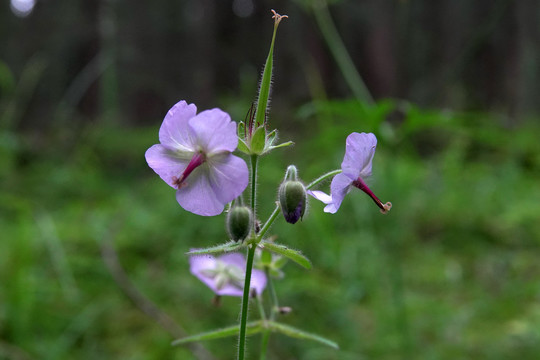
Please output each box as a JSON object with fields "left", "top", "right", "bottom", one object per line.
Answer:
{"left": 189, "top": 252, "right": 267, "bottom": 297}
{"left": 309, "top": 132, "right": 392, "bottom": 214}
{"left": 145, "top": 100, "right": 249, "bottom": 216}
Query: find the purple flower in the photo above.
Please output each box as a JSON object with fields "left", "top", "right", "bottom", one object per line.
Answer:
{"left": 309, "top": 132, "right": 392, "bottom": 214}
{"left": 145, "top": 100, "right": 249, "bottom": 216}
{"left": 189, "top": 252, "right": 267, "bottom": 297}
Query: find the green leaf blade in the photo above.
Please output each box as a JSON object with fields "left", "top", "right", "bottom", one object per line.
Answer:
{"left": 260, "top": 241, "right": 311, "bottom": 269}
{"left": 186, "top": 241, "right": 244, "bottom": 256}
{"left": 267, "top": 321, "right": 339, "bottom": 349}
{"left": 172, "top": 321, "right": 263, "bottom": 346}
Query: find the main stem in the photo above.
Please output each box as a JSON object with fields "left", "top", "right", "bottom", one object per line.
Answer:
{"left": 238, "top": 155, "right": 259, "bottom": 360}
{"left": 238, "top": 246, "right": 256, "bottom": 360}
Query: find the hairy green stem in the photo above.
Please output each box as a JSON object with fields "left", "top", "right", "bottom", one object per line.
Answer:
{"left": 250, "top": 155, "right": 258, "bottom": 218}
{"left": 258, "top": 205, "right": 280, "bottom": 240}
{"left": 238, "top": 155, "right": 259, "bottom": 360}
{"left": 237, "top": 246, "right": 256, "bottom": 360}
{"left": 306, "top": 169, "right": 342, "bottom": 190}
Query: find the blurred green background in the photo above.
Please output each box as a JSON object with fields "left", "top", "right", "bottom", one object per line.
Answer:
{"left": 1, "top": 0, "right": 540, "bottom": 359}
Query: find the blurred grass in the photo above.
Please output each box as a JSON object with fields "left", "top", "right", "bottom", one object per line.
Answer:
{"left": 1, "top": 100, "right": 540, "bottom": 359}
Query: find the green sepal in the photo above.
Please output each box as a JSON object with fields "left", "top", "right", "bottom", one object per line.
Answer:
{"left": 266, "top": 321, "right": 339, "bottom": 349}
{"left": 171, "top": 321, "right": 263, "bottom": 346}
{"left": 238, "top": 121, "right": 246, "bottom": 139}
{"left": 266, "top": 129, "right": 278, "bottom": 146}
{"left": 250, "top": 126, "right": 266, "bottom": 154}
{"left": 237, "top": 138, "right": 250, "bottom": 154}
{"left": 259, "top": 241, "right": 311, "bottom": 269}
{"left": 186, "top": 241, "right": 244, "bottom": 256}
{"left": 266, "top": 141, "right": 294, "bottom": 153}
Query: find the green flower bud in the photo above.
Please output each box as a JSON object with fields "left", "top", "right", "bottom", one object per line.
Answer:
{"left": 226, "top": 206, "right": 252, "bottom": 242}
{"left": 279, "top": 180, "right": 307, "bottom": 224}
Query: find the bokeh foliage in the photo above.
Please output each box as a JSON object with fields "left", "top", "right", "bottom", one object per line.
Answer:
{"left": 2, "top": 0, "right": 540, "bottom": 359}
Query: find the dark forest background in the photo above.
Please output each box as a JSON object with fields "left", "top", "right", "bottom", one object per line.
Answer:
{"left": 3, "top": 0, "right": 540, "bottom": 131}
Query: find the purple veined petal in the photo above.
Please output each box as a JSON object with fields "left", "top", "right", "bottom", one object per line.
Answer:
{"left": 175, "top": 165, "right": 226, "bottom": 216}
{"left": 189, "top": 254, "right": 244, "bottom": 296}
{"left": 174, "top": 154, "right": 248, "bottom": 216}
{"left": 218, "top": 253, "right": 247, "bottom": 269}
{"left": 158, "top": 100, "right": 198, "bottom": 151}
{"left": 327, "top": 173, "right": 353, "bottom": 213}
{"left": 188, "top": 109, "right": 238, "bottom": 154}
{"left": 206, "top": 154, "right": 249, "bottom": 205}
{"left": 145, "top": 144, "right": 189, "bottom": 188}
{"left": 307, "top": 190, "right": 339, "bottom": 214}
{"left": 189, "top": 252, "right": 267, "bottom": 297}
{"left": 189, "top": 254, "right": 216, "bottom": 276}
{"left": 341, "top": 132, "right": 377, "bottom": 179}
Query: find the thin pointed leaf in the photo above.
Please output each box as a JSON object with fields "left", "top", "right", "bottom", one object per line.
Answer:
{"left": 186, "top": 241, "right": 244, "bottom": 256}
{"left": 260, "top": 241, "right": 311, "bottom": 269}
{"left": 267, "top": 141, "right": 294, "bottom": 152}
{"left": 267, "top": 321, "right": 339, "bottom": 349}
{"left": 172, "top": 321, "right": 263, "bottom": 346}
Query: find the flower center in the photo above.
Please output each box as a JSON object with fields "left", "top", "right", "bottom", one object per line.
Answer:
{"left": 352, "top": 176, "right": 392, "bottom": 214}
{"left": 172, "top": 152, "right": 206, "bottom": 189}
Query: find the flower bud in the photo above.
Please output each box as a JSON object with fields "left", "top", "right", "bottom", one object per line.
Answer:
{"left": 226, "top": 206, "right": 252, "bottom": 242}
{"left": 279, "top": 180, "right": 307, "bottom": 224}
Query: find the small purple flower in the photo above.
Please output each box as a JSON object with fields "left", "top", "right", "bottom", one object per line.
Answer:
{"left": 145, "top": 100, "right": 249, "bottom": 216}
{"left": 309, "top": 132, "right": 392, "bottom": 214}
{"left": 190, "top": 252, "right": 267, "bottom": 297}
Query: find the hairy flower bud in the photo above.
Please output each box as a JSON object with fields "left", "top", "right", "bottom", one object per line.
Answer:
{"left": 226, "top": 206, "right": 252, "bottom": 242}
{"left": 279, "top": 180, "right": 307, "bottom": 224}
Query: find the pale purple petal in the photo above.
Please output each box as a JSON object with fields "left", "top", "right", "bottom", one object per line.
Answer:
{"left": 307, "top": 190, "right": 333, "bottom": 205}
{"left": 159, "top": 100, "right": 198, "bottom": 151}
{"left": 188, "top": 109, "right": 238, "bottom": 154}
{"left": 189, "top": 252, "right": 267, "bottom": 297}
{"left": 189, "top": 254, "right": 216, "bottom": 275}
{"left": 219, "top": 253, "right": 247, "bottom": 268}
{"left": 189, "top": 254, "right": 224, "bottom": 292}
{"left": 174, "top": 154, "right": 248, "bottom": 216}
{"left": 206, "top": 154, "right": 249, "bottom": 204}
{"left": 145, "top": 144, "right": 189, "bottom": 188}
{"left": 341, "top": 132, "right": 377, "bottom": 179}
{"left": 307, "top": 190, "right": 339, "bottom": 214}
{"left": 175, "top": 166, "right": 225, "bottom": 216}
{"left": 327, "top": 173, "right": 353, "bottom": 213}
{"left": 250, "top": 269, "right": 268, "bottom": 296}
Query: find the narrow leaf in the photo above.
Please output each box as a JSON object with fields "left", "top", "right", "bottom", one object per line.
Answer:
{"left": 267, "top": 141, "right": 294, "bottom": 152}
{"left": 186, "top": 241, "right": 244, "bottom": 256}
{"left": 267, "top": 321, "right": 339, "bottom": 349}
{"left": 260, "top": 241, "right": 311, "bottom": 269}
{"left": 172, "top": 321, "right": 263, "bottom": 346}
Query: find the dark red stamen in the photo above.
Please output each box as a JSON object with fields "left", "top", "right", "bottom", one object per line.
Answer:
{"left": 172, "top": 152, "right": 206, "bottom": 189}
{"left": 245, "top": 103, "right": 256, "bottom": 138}
{"left": 352, "top": 177, "right": 392, "bottom": 214}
